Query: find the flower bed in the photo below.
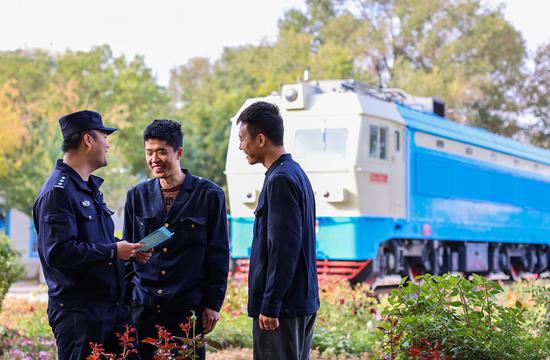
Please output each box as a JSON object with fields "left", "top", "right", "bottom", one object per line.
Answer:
{"left": 0, "top": 277, "right": 548, "bottom": 359}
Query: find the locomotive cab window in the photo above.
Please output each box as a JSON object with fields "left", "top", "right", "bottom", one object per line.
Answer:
{"left": 294, "top": 128, "right": 348, "bottom": 159}
{"left": 369, "top": 125, "right": 388, "bottom": 160}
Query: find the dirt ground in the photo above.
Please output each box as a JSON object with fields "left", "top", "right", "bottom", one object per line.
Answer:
{"left": 209, "top": 349, "right": 372, "bottom": 359}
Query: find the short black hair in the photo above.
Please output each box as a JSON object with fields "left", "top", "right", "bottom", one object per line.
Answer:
{"left": 236, "top": 101, "right": 284, "bottom": 146}
{"left": 143, "top": 119, "right": 183, "bottom": 151}
{"left": 61, "top": 130, "right": 97, "bottom": 152}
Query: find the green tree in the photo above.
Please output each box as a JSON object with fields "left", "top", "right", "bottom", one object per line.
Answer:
{"left": 525, "top": 42, "right": 550, "bottom": 148}
{"left": 0, "top": 46, "right": 170, "bottom": 216}
{"left": 169, "top": 0, "right": 532, "bottom": 193}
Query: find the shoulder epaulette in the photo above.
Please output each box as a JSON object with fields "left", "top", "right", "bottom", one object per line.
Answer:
{"left": 53, "top": 174, "right": 67, "bottom": 189}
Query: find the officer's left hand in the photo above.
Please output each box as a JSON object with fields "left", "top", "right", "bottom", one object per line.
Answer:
{"left": 135, "top": 249, "right": 153, "bottom": 264}
{"left": 202, "top": 307, "right": 219, "bottom": 334}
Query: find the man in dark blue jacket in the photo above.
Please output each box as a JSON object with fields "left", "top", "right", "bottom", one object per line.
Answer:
{"left": 237, "top": 102, "right": 319, "bottom": 359}
{"left": 123, "top": 119, "right": 229, "bottom": 359}
{"left": 33, "top": 110, "right": 146, "bottom": 359}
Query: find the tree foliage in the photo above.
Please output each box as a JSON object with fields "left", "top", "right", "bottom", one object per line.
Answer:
{"left": 0, "top": 1, "right": 547, "bottom": 216}
{"left": 0, "top": 46, "right": 170, "bottom": 215}
{"left": 525, "top": 42, "right": 550, "bottom": 148}
{"left": 169, "top": 0, "right": 545, "bottom": 194}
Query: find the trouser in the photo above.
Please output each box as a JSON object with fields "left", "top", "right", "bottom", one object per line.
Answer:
{"left": 132, "top": 303, "right": 205, "bottom": 360}
{"left": 253, "top": 313, "right": 316, "bottom": 360}
{"left": 47, "top": 301, "right": 136, "bottom": 360}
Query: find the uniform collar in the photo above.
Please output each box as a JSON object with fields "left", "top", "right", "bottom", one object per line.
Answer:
{"left": 55, "top": 159, "right": 104, "bottom": 192}
{"left": 265, "top": 153, "right": 292, "bottom": 177}
{"left": 147, "top": 169, "right": 196, "bottom": 221}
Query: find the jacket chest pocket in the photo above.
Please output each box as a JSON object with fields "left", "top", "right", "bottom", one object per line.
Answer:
{"left": 137, "top": 215, "right": 156, "bottom": 238}
{"left": 253, "top": 202, "right": 266, "bottom": 236}
{"left": 76, "top": 207, "right": 100, "bottom": 241}
{"left": 178, "top": 216, "right": 206, "bottom": 245}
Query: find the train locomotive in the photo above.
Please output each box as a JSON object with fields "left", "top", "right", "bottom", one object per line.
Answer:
{"left": 225, "top": 79, "right": 550, "bottom": 283}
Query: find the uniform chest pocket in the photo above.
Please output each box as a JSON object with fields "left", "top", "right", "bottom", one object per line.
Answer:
{"left": 253, "top": 203, "right": 266, "bottom": 235}
{"left": 137, "top": 215, "right": 156, "bottom": 236}
{"left": 76, "top": 207, "right": 102, "bottom": 243}
{"left": 77, "top": 206, "right": 98, "bottom": 223}
{"left": 178, "top": 216, "right": 207, "bottom": 245}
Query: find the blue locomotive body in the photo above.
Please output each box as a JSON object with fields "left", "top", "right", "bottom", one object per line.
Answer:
{"left": 226, "top": 80, "right": 550, "bottom": 280}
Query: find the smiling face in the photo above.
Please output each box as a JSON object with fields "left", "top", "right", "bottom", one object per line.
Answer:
{"left": 238, "top": 123, "right": 264, "bottom": 165}
{"left": 144, "top": 138, "right": 183, "bottom": 180}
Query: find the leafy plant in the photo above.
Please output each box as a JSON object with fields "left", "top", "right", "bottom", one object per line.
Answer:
{"left": 378, "top": 274, "right": 550, "bottom": 360}
{"left": 0, "top": 326, "right": 55, "bottom": 360}
{"left": 312, "top": 278, "right": 382, "bottom": 355}
{"left": 87, "top": 311, "right": 222, "bottom": 360}
{"left": 0, "top": 233, "right": 24, "bottom": 311}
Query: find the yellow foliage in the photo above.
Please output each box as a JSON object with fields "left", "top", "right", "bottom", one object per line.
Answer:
{"left": 0, "top": 80, "right": 27, "bottom": 176}
{"left": 25, "top": 78, "right": 81, "bottom": 137}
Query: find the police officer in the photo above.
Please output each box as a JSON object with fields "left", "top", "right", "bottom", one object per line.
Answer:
{"left": 33, "top": 110, "right": 150, "bottom": 359}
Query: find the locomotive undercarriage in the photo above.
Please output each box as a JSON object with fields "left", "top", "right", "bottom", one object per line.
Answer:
{"left": 363, "top": 239, "right": 550, "bottom": 284}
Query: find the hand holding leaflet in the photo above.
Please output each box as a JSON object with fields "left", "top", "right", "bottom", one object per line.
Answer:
{"left": 137, "top": 226, "right": 173, "bottom": 252}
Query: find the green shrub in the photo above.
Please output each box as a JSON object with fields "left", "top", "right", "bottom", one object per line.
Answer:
{"left": 211, "top": 278, "right": 383, "bottom": 354}
{"left": 379, "top": 274, "right": 550, "bottom": 360}
{"left": 0, "top": 233, "right": 24, "bottom": 311}
{"left": 312, "top": 279, "right": 382, "bottom": 355}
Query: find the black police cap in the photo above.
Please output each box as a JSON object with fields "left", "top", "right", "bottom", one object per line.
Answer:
{"left": 58, "top": 110, "right": 118, "bottom": 139}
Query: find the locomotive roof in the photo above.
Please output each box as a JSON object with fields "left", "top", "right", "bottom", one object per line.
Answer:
{"left": 397, "top": 104, "right": 550, "bottom": 166}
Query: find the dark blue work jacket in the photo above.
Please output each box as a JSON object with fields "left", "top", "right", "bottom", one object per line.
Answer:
{"left": 33, "top": 160, "right": 123, "bottom": 306}
{"left": 248, "top": 153, "right": 320, "bottom": 319}
{"left": 123, "top": 170, "right": 229, "bottom": 312}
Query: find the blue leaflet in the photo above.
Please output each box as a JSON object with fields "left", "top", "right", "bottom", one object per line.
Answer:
{"left": 138, "top": 226, "right": 173, "bottom": 252}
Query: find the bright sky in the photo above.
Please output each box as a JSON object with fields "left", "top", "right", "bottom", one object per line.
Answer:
{"left": 0, "top": 0, "right": 548, "bottom": 86}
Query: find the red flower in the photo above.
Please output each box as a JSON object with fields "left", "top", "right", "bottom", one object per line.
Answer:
{"left": 408, "top": 346, "right": 422, "bottom": 357}
{"left": 339, "top": 298, "right": 345, "bottom": 305}
{"left": 179, "top": 320, "right": 191, "bottom": 334}
{"left": 86, "top": 342, "right": 104, "bottom": 360}
{"left": 420, "top": 338, "right": 432, "bottom": 347}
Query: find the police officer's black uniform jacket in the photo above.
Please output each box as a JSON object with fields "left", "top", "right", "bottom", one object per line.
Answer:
{"left": 33, "top": 159, "right": 124, "bottom": 306}
{"left": 248, "top": 153, "right": 320, "bottom": 319}
{"left": 123, "top": 169, "right": 229, "bottom": 312}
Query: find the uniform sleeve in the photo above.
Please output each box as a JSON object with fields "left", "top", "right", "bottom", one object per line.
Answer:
{"left": 261, "top": 175, "right": 302, "bottom": 318}
{"left": 122, "top": 189, "right": 134, "bottom": 242}
{"left": 203, "top": 188, "right": 230, "bottom": 312}
{"left": 37, "top": 189, "right": 117, "bottom": 269}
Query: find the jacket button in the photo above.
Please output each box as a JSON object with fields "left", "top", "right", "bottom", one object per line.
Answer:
{"left": 60, "top": 303, "right": 64, "bottom": 308}
{"left": 157, "top": 289, "right": 163, "bottom": 295}
{"left": 162, "top": 247, "right": 168, "bottom": 253}
{"left": 140, "top": 222, "right": 144, "bottom": 226}
{"left": 161, "top": 270, "right": 166, "bottom": 275}
{"left": 156, "top": 305, "right": 161, "bottom": 309}
{"left": 164, "top": 223, "right": 169, "bottom": 228}
{"left": 191, "top": 224, "right": 195, "bottom": 229}
{"left": 108, "top": 262, "right": 112, "bottom": 266}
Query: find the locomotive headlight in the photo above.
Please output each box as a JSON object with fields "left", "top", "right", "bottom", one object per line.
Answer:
{"left": 284, "top": 88, "right": 298, "bottom": 102}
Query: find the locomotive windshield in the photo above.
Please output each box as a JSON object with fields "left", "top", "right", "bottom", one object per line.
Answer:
{"left": 293, "top": 128, "right": 348, "bottom": 159}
